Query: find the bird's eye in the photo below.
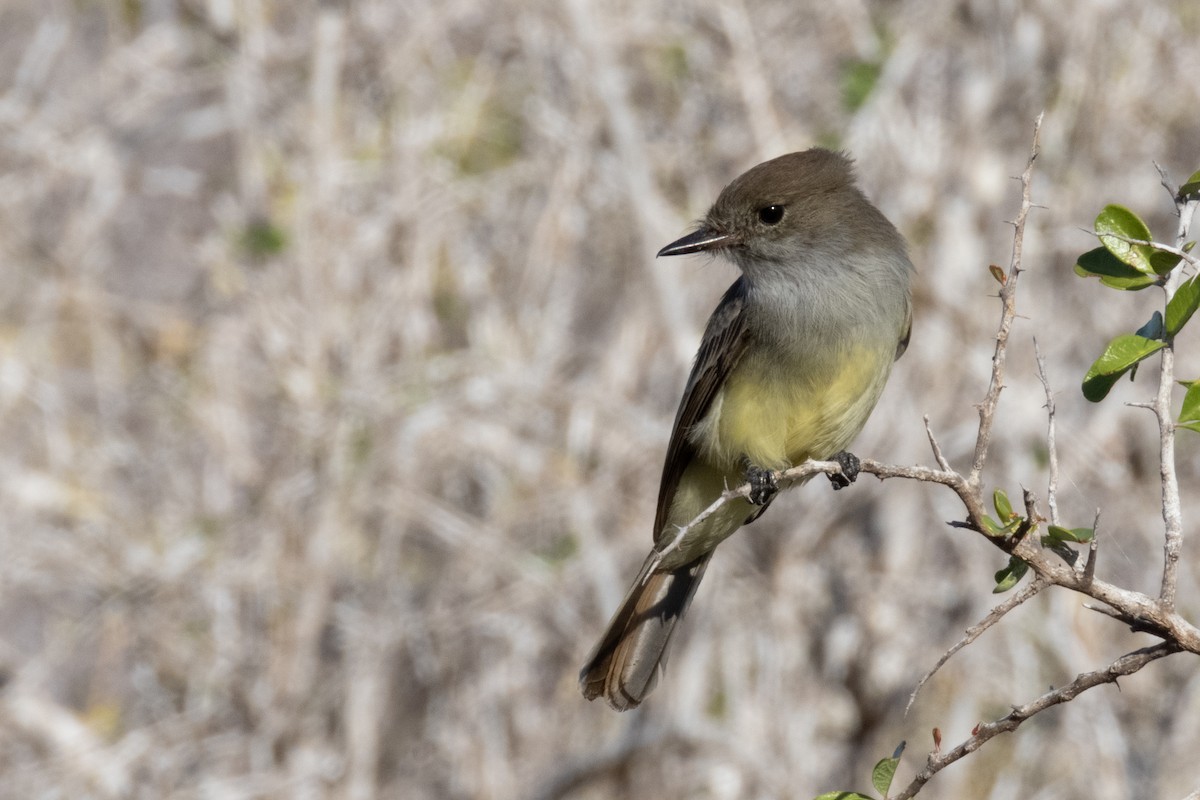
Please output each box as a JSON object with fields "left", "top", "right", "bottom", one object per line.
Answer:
{"left": 758, "top": 205, "right": 785, "bottom": 225}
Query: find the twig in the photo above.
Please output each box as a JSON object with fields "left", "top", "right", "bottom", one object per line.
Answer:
{"left": 653, "top": 455, "right": 965, "bottom": 576}
{"left": 905, "top": 578, "right": 1046, "bottom": 715}
{"left": 1082, "top": 510, "right": 1100, "bottom": 586}
{"left": 1177, "top": 198, "right": 1199, "bottom": 242}
{"left": 1154, "top": 162, "right": 1175, "bottom": 203}
{"left": 1082, "top": 601, "right": 1173, "bottom": 639}
{"left": 1098, "top": 234, "right": 1200, "bottom": 272}
{"left": 892, "top": 642, "right": 1182, "bottom": 800}
{"left": 1006, "top": 535, "right": 1200, "bottom": 651}
{"left": 924, "top": 415, "right": 952, "bottom": 472}
{"left": 1033, "top": 338, "right": 1060, "bottom": 526}
{"left": 1020, "top": 489, "right": 1040, "bottom": 543}
{"left": 644, "top": 457, "right": 877, "bottom": 575}
{"left": 1154, "top": 180, "right": 1199, "bottom": 611}
{"left": 968, "top": 114, "right": 1041, "bottom": 488}
{"left": 1154, "top": 347, "right": 1180, "bottom": 611}
{"left": 644, "top": 485, "right": 750, "bottom": 578}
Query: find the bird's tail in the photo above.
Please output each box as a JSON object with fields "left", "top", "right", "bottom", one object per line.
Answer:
{"left": 578, "top": 552, "right": 712, "bottom": 711}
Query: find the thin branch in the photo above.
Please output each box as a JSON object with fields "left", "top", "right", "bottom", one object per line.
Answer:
{"left": 905, "top": 578, "right": 1046, "bottom": 715}
{"left": 1082, "top": 510, "right": 1100, "bottom": 586}
{"left": 1155, "top": 182, "right": 1199, "bottom": 611}
{"left": 645, "top": 457, "right": 884, "bottom": 575}
{"left": 1098, "top": 234, "right": 1200, "bottom": 272}
{"left": 1007, "top": 531, "right": 1200, "bottom": 651}
{"left": 924, "top": 415, "right": 952, "bottom": 472}
{"left": 644, "top": 485, "right": 750, "bottom": 577}
{"left": 1155, "top": 340, "right": 1181, "bottom": 614}
{"left": 661, "top": 455, "right": 966, "bottom": 574}
{"left": 701, "top": 449, "right": 1200, "bottom": 662}
{"left": 1154, "top": 161, "right": 1175, "bottom": 203}
{"left": 892, "top": 642, "right": 1182, "bottom": 800}
{"left": 1082, "top": 601, "right": 1174, "bottom": 640}
{"left": 1033, "top": 337, "right": 1060, "bottom": 526}
{"left": 1020, "top": 488, "right": 1040, "bottom": 543}
{"left": 1177, "top": 199, "right": 1199, "bottom": 242}
{"left": 969, "top": 112, "right": 1042, "bottom": 487}
{"left": 835, "top": 458, "right": 963, "bottom": 489}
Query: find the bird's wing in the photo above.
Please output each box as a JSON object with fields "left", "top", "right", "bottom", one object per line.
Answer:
{"left": 895, "top": 303, "right": 912, "bottom": 360}
{"left": 653, "top": 276, "right": 754, "bottom": 536}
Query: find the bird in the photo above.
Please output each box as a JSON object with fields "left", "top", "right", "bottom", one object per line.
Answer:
{"left": 579, "top": 148, "right": 913, "bottom": 711}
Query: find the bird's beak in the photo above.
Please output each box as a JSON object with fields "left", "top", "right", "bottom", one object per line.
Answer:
{"left": 656, "top": 226, "right": 735, "bottom": 257}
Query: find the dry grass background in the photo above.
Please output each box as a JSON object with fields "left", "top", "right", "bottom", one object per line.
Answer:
{"left": 1, "top": 1, "right": 1199, "bottom": 798}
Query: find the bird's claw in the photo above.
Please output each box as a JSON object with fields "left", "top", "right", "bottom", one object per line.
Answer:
{"left": 828, "top": 450, "right": 860, "bottom": 490}
{"left": 742, "top": 461, "right": 778, "bottom": 506}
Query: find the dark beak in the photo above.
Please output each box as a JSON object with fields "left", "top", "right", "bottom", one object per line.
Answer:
{"left": 656, "top": 227, "right": 735, "bottom": 257}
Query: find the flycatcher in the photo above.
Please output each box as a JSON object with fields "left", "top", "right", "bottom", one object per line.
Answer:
{"left": 579, "top": 149, "right": 913, "bottom": 711}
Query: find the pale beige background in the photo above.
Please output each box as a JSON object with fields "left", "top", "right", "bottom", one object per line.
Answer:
{"left": 1, "top": 1, "right": 1198, "bottom": 798}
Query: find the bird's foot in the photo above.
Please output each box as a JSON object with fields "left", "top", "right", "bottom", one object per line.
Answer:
{"left": 741, "top": 460, "right": 778, "bottom": 506}
{"left": 828, "top": 450, "right": 860, "bottom": 490}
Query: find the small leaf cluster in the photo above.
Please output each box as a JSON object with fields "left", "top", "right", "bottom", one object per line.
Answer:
{"left": 1076, "top": 180, "right": 1200, "bottom": 416}
{"left": 983, "top": 489, "right": 1092, "bottom": 593}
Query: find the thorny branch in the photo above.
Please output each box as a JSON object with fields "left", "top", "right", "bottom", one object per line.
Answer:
{"left": 966, "top": 112, "right": 1043, "bottom": 489}
{"left": 891, "top": 642, "right": 1183, "bottom": 800}
{"left": 903, "top": 576, "right": 1046, "bottom": 715}
{"left": 1033, "top": 337, "right": 1060, "bottom": 526}
{"left": 1153, "top": 177, "right": 1198, "bottom": 612}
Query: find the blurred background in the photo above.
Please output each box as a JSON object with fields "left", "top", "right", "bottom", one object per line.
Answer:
{"left": 1, "top": 1, "right": 1199, "bottom": 798}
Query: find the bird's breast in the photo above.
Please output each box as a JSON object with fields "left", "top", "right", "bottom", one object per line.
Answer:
{"left": 691, "top": 341, "right": 893, "bottom": 471}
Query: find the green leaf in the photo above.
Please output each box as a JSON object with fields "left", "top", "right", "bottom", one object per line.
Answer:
{"left": 992, "top": 489, "right": 1015, "bottom": 521}
{"left": 1135, "top": 311, "right": 1165, "bottom": 342}
{"left": 1129, "top": 314, "right": 1165, "bottom": 382}
{"left": 1082, "top": 334, "right": 1167, "bottom": 402}
{"left": 1095, "top": 205, "right": 1155, "bottom": 274}
{"left": 1150, "top": 249, "right": 1182, "bottom": 276}
{"left": 981, "top": 515, "right": 1020, "bottom": 538}
{"left": 1179, "top": 380, "right": 1200, "bottom": 435}
{"left": 1046, "top": 525, "right": 1095, "bottom": 543}
{"left": 1167, "top": 275, "right": 1200, "bottom": 335}
{"left": 1074, "top": 247, "right": 1158, "bottom": 291}
{"left": 813, "top": 793, "right": 874, "bottom": 800}
{"left": 872, "top": 752, "right": 902, "bottom": 797}
{"left": 993, "top": 556, "right": 1029, "bottom": 593}
{"left": 1179, "top": 169, "right": 1200, "bottom": 202}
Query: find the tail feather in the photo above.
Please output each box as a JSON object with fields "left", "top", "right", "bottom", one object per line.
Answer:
{"left": 579, "top": 552, "right": 712, "bottom": 711}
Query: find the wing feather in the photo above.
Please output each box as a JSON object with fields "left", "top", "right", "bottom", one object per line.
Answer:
{"left": 653, "top": 277, "right": 754, "bottom": 536}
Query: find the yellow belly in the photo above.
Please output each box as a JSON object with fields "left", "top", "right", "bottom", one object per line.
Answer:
{"left": 656, "top": 344, "right": 892, "bottom": 562}
{"left": 700, "top": 344, "right": 891, "bottom": 470}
